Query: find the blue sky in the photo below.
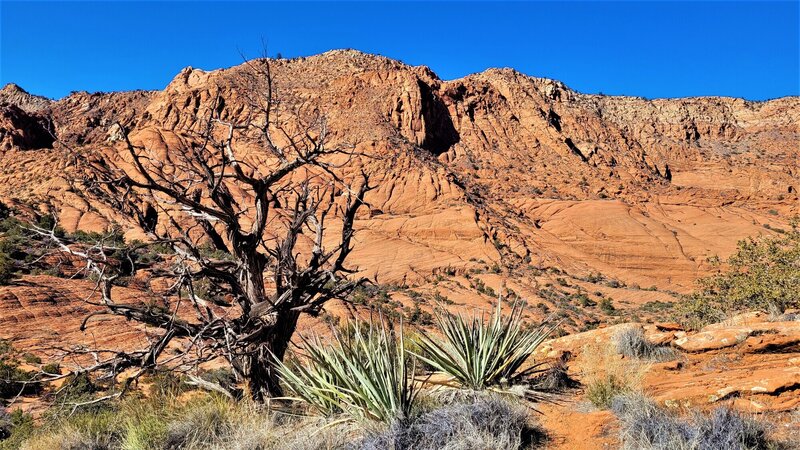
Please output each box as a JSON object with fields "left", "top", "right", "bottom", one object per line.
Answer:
{"left": 1, "top": 1, "right": 798, "bottom": 100}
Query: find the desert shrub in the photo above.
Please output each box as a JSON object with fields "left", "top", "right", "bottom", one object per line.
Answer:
{"left": 0, "top": 360, "right": 41, "bottom": 399}
{"left": 586, "top": 374, "right": 629, "bottom": 409}
{"left": 413, "top": 301, "right": 554, "bottom": 394}
{"left": 599, "top": 298, "right": 616, "bottom": 314}
{"left": 680, "top": 220, "right": 800, "bottom": 328}
{"left": 57, "top": 372, "right": 95, "bottom": 400}
{"left": 772, "top": 312, "right": 800, "bottom": 322}
{"left": 0, "top": 407, "right": 9, "bottom": 440}
{"left": 580, "top": 343, "right": 646, "bottom": 410}
{"left": 405, "top": 301, "right": 435, "bottom": 326}
{"left": 23, "top": 409, "right": 125, "bottom": 450}
{"left": 0, "top": 248, "right": 12, "bottom": 285}
{"left": 614, "top": 327, "right": 676, "bottom": 362}
{"left": 41, "top": 362, "right": 61, "bottom": 375}
{"left": 0, "top": 408, "right": 34, "bottom": 449}
{"left": 277, "top": 319, "right": 420, "bottom": 423}
{"left": 21, "top": 353, "right": 41, "bottom": 365}
{"left": 0, "top": 224, "right": 23, "bottom": 285}
{"left": 640, "top": 300, "right": 674, "bottom": 314}
{"left": 0, "top": 340, "right": 11, "bottom": 356}
{"left": 356, "top": 393, "right": 545, "bottom": 450}
{"left": 612, "top": 393, "right": 780, "bottom": 450}
{"left": 69, "top": 227, "right": 124, "bottom": 247}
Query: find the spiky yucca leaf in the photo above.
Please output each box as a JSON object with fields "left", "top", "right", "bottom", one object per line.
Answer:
{"left": 275, "top": 319, "right": 420, "bottom": 423}
{"left": 413, "top": 301, "right": 555, "bottom": 392}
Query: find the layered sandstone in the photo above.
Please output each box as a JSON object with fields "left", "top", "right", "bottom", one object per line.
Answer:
{"left": 0, "top": 50, "right": 795, "bottom": 292}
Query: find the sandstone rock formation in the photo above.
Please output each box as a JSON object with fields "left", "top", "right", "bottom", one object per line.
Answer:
{"left": 0, "top": 50, "right": 795, "bottom": 292}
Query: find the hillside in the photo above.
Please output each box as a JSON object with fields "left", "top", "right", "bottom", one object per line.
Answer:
{"left": 1, "top": 49, "right": 799, "bottom": 449}
{"left": 1, "top": 50, "right": 797, "bottom": 289}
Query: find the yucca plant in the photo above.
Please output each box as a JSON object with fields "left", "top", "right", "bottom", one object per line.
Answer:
{"left": 413, "top": 301, "right": 555, "bottom": 393}
{"left": 275, "top": 319, "right": 421, "bottom": 424}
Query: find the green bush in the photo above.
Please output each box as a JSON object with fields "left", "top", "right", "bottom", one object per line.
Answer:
{"left": 0, "top": 249, "right": 12, "bottom": 285}
{"left": 69, "top": 229, "right": 120, "bottom": 245}
{"left": 0, "top": 408, "right": 34, "bottom": 450}
{"left": 0, "top": 228, "right": 21, "bottom": 285}
{"left": 48, "top": 372, "right": 97, "bottom": 414}
{"left": 0, "top": 359, "right": 41, "bottom": 399}
{"left": 599, "top": 297, "right": 616, "bottom": 314}
{"left": 680, "top": 220, "right": 800, "bottom": 328}
{"left": 22, "top": 353, "right": 41, "bottom": 365}
{"left": 41, "top": 362, "right": 61, "bottom": 375}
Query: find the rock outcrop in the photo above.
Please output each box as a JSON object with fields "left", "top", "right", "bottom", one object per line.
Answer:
{"left": 0, "top": 50, "right": 795, "bottom": 290}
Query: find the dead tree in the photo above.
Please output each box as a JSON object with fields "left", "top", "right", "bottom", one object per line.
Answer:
{"left": 37, "top": 59, "right": 373, "bottom": 401}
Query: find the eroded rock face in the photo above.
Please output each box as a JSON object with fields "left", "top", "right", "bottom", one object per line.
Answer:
{"left": 0, "top": 276, "right": 151, "bottom": 352}
{"left": 0, "top": 104, "right": 55, "bottom": 151}
{"left": 1, "top": 50, "right": 796, "bottom": 289}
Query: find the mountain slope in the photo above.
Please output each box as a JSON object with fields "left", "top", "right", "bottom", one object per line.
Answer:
{"left": 0, "top": 49, "right": 797, "bottom": 291}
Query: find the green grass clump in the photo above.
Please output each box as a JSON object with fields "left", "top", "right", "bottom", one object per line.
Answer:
{"left": 18, "top": 393, "right": 280, "bottom": 450}
{"left": 586, "top": 374, "right": 630, "bottom": 409}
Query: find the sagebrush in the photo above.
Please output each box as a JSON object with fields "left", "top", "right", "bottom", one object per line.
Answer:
{"left": 612, "top": 393, "right": 782, "bottom": 450}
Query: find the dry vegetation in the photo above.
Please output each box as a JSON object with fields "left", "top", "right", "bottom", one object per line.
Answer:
{"left": 2, "top": 210, "right": 799, "bottom": 449}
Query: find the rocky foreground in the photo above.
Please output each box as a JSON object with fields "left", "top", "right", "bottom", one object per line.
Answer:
{"left": 2, "top": 274, "right": 799, "bottom": 448}
{"left": 537, "top": 312, "right": 800, "bottom": 448}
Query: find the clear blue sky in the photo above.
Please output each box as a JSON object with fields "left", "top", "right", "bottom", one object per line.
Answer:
{"left": 1, "top": 1, "right": 798, "bottom": 100}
